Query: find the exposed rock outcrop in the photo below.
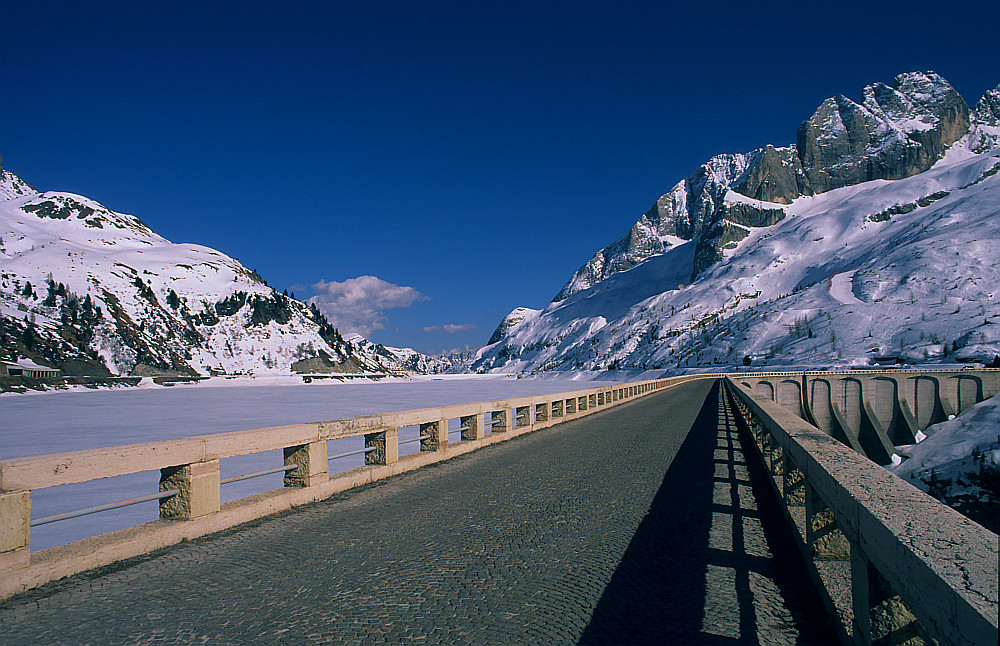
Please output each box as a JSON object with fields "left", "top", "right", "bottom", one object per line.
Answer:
{"left": 487, "top": 307, "right": 538, "bottom": 345}
{"left": 732, "top": 145, "right": 812, "bottom": 204}
{"left": 553, "top": 153, "right": 749, "bottom": 300}
{"left": 969, "top": 85, "right": 1000, "bottom": 154}
{"left": 690, "top": 201, "right": 786, "bottom": 279}
{"left": 797, "top": 71, "right": 969, "bottom": 193}
{"left": 554, "top": 72, "right": 979, "bottom": 301}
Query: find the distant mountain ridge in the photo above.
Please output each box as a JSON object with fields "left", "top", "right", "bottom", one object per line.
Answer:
{"left": 554, "top": 72, "right": 1000, "bottom": 301}
{"left": 0, "top": 169, "right": 447, "bottom": 378}
{"left": 478, "top": 72, "right": 1000, "bottom": 374}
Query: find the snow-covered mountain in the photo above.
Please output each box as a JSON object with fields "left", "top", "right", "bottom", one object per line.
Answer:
{"left": 0, "top": 170, "right": 446, "bottom": 377}
{"left": 477, "top": 73, "right": 1000, "bottom": 373}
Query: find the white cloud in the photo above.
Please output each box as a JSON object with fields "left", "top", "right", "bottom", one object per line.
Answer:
{"left": 422, "top": 324, "right": 478, "bottom": 334}
{"left": 308, "top": 275, "right": 428, "bottom": 337}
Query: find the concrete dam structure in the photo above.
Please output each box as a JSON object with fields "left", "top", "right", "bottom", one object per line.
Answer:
{"left": 735, "top": 368, "right": 1000, "bottom": 465}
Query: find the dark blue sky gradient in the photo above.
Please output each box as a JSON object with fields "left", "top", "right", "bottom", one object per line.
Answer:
{"left": 2, "top": 1, "right": 997, "bottom": 353}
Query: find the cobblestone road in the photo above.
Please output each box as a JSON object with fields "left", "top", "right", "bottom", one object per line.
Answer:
{"left": 0, "top": 380, "right": 836, "bottom": 645}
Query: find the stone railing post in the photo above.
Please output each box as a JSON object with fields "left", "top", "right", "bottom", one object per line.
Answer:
{"left": 460, "top": 414, "right": 482, "bottom": 441}
{"left": 852, "top": 553, "right": 933, "bottom": 645}
{"left": 807, "top": 486, "right": 850, "bottom": 560}
{"left": 490, "top": 409, "right": 508, "bottom": 433}
{"left": 159, "top": 460, "right": 221, "bottom": 520}
{"left": 420, "top": 420, "right": 449, "bottom": 451}
{"left": 283, "top": 441, "right": 328, "bottom": 487}
{"left": 534, "top": 403, "right": 549, "bottom": 423}
{"left": 514, "top": 406, "right": 531, "bottom": 428}
{"left": 365, "top": 428, "right": 399, "bottom": 465}
{"left": 589, "top": 393, "right": 597, "bottom": 408}
{"left": 784, "top": 454, "right": 806, "bottom": 537}
{"left": 766, "top": 436, "right": 785, "bottom": 497}
{"left": 807, "top": 482, "right": 854, "bottom": 632}
{"left": 0, "top": 491, "right": 31, "bottom": 571}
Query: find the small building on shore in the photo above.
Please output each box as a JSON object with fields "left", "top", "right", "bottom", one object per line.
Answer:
{"left": 1, "top": 358, "right": 62, "bottom": 378}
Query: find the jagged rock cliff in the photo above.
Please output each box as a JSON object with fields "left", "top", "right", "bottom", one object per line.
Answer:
{"left": 555, "top": 72, "right": 985, "bottom": 299}
{"left": 969, "top": 85, "right": 1000, "bottom": 153}
{"left": 796, "top": 71, "right": 969, "bottom": 194}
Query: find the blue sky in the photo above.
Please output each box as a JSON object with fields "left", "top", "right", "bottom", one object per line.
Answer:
{"left": 2, "top": 1, "right": 997, "bottom": 354}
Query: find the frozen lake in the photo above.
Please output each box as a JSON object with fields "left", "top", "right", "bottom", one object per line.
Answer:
{"left": 1, "top": 374, "right": 619, "bottom": 551}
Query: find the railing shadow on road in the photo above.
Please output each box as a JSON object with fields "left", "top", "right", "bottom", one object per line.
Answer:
{"left": 577, "top": 381, "right": 835, "bottom": 645}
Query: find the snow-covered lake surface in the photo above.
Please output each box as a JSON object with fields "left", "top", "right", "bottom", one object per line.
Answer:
{"left": 1, "top": 374, "right": 620, "bottom": 551}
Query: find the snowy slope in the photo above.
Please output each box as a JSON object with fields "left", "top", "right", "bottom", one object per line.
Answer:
{"left": 0, "top": 169, "right": 444, "bottom": 377}
{"left": 476, "top": 140, "right": 1000, "bottom": 373}
{"left": 889, "top": 393, "right": 1000, "bottom": 532}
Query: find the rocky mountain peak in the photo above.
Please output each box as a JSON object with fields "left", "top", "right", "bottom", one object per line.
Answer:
{"left": 551, "top": 71, "right": 986, "bottom": 304}
{"left": 487, "top": 306, "right": 538, "bottom": 345}
{"left": 798, "top": 71, "right": 969, "bottom": 194}
{"left": 731, "top": 144, "right": 812, "bottom": 205}
{"left": 1, "top": 169, "right": 449, "bottom": 379}
{"left": 969, "top": 84, "right": 1000, "bottom": 154}
{"left": 0, "top": 168, "right": 37, "bottom": 201}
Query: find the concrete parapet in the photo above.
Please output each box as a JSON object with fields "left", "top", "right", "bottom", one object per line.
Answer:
{"left": 0, "top": 376, "right": 676, "bottom": 598}
{"left": 726, "top": 376, "right": 998, "bottom": 646}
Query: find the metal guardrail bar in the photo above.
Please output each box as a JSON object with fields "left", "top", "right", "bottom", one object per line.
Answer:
{"left": 398, "top": 434, "right": 431, "bottom": 446}
{"left": 30, "top": 489, "right": 180, "bottom": 527}
{"left": 328, "top": 446, "right": 377, "bottom": 461}
{"left": 447, "top": 425, "right": 471, "bottom": 435}
{"left": 220, "top": 464, "right": 297, "bottom": 485}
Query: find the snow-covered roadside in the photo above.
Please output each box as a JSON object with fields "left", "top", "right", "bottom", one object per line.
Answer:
{"left": 888, "top": 394, "right": 1000, "bottom": 532}
{"left": 1, "top": 375, "right": 623, "bottom": 550}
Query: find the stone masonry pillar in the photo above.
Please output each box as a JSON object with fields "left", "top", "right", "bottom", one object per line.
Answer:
{"left": 420, "top": 420, "right": 448, "bottom": 452}
{"left": 365, "top": 428, "right": 399, "bottom": 465}
{"left": 159, "top": 460, "right": 221, "bottom": 520}
{"left": 852, "top": 552, "right": 934, "bottom": 645}
{"left": 283, "top": 440, "right": 328, "bottom": 487}
{"left": 807, "top": 484, "right": 850, "bottom": 560}
{"left": 534, "top": 403, "right": 548, "bottom": 423}
{"left": 784, "top": 453, "right": 806, "bottom": 537}
{"left": 0, "top": 491, "right": 30, "bottom": 571}
{"left": 460, "top": 415, "right": 482, "bottom": 441}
